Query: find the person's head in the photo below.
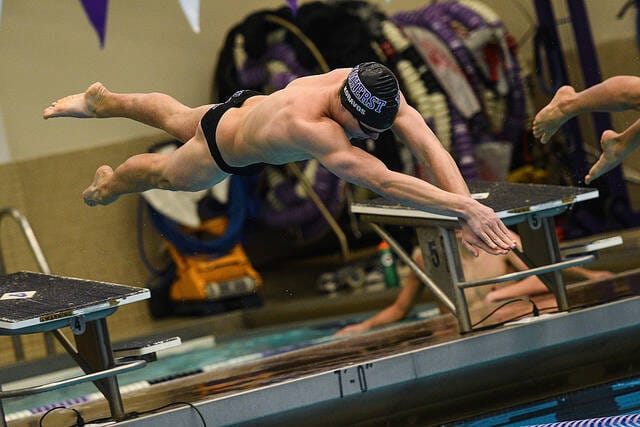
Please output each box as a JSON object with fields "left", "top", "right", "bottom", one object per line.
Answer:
{"left": 340, "top": 62, "right": 400, "bottom": 139}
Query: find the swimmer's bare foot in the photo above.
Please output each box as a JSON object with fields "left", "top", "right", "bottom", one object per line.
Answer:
{"left": 585, "top": 130, "right": 627, "bottom": 184}
{"left": 43, "top": 82, "right": 108, "bottom": 119}
{"left": 533, "top": 85, "right": 577, "bottom": 144}
{"left": 82, "top": 165, "right": 119, "bottom": 206}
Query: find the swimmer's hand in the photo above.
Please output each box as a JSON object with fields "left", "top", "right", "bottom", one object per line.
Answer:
{"left": 460, "top": 201, "right": 515, "bottom": 256}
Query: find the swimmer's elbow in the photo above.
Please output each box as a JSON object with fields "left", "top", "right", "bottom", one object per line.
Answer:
{"left": 358, "top": 171, "right": 399, "bottom": 200}
{"left": 378, "top": 178, "right": 395, "bottom": 190}
{"left": 341, "top": 167, "right": 388, "bottom": 193}
{"left": 324, "top": 152, "right": 391, "bottom": 192}
{"left": 365, "top": 168, "right": 397, "bottom": 192}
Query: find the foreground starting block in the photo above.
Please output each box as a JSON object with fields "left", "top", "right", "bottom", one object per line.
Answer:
{"left": 351, "top": 182, "right": 621, "bottom": 333}
{"left": 0, "top": 271, "right": 176, "bottom": 426}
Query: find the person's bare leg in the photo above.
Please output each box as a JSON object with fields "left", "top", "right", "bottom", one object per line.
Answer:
{"left": 82, "top": 165, "right": 119, "bottom": 206}
{"left": 82, "top": 153, "right": 168, "bottom": 206}
{"left": 533, "top": 76, "right": 640, "bottom": 144}
{"left": 532, "top": 86, "right": 578, "bottom": 144}
{"left": 44, "top": 83, "right": 212, "bottom": 142}
{"left": 585, "top": 119, "right": 640, "bottom": 183}
{"left": 82, "top": 130, "right": 225, "bottom": 206}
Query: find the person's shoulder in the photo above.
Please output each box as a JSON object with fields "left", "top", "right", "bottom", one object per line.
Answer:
{"left": 327, "top": 67, "right": 351, "bottom": 77}
{"left": 291, "top": 68, "right": 350, "bottom": 87}
{"left": 292, "top": 116, "right": 349, "bottom": 154}
{"left": 290, "top": 114, "right": 342, "bottom": 138}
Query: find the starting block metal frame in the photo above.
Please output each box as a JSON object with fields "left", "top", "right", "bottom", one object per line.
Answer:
{"left": 0, "top": 271, "right": 151, "bottom": 426}
{"left": 351, "top": 182, "right": 614, "bottom": 333}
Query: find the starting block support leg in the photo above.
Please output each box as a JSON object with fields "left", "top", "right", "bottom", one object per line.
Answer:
{"left": 74, "top": 318, "right": 125, "bottom": 420}
{"left": 516, "top": 216, "right": 569, "bottom": 311}
{"left": 415, "top": 226, "right": 473, "bottom": 333}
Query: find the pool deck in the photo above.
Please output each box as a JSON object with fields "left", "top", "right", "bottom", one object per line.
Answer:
{"left": 6, "top": 267, "right": 640, "bottom": 426}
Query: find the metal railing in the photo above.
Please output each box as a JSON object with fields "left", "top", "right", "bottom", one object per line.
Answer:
{"left": 0, "top": 207, "right": 56, "bottom": 359}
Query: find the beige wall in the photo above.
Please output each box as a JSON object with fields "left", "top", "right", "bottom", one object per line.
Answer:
{"left": 1, "top": 0, "right": 288, "bottom": 162}
{"left": 0, "top": 0, "right": 634, "bottom": 163}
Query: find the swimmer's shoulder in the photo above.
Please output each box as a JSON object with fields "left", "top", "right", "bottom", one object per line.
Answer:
{"left": 287, "top": 68, "right": 351, "bottom": 88}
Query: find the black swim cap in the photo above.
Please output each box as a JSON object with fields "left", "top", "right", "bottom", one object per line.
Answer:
{"left": 340, "top": 62, "right": 400, "bottom": 131}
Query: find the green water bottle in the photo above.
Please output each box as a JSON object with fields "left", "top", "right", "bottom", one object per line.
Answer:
{"left": 378, "top": 241, "right": 398, "bottom": 288}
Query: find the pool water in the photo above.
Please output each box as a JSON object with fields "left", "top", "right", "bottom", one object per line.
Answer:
{"left": 4, "top": 308, "right": 415, "bottom": 419}
{"left": 9, "top": 304, "right": 640, "bottom": 426}
{"left": 456, "top": 377, "right": 640, "bottom": 426}
{"left": 3, "top": 324, "right": 340, "bottom": 417}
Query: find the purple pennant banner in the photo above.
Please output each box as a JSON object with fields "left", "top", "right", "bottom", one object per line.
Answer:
{"left": 80, "top": 0, "right": 109, "bottom": 48}
{"left": 287, "top": 0, "right": 297, "bottom": 17}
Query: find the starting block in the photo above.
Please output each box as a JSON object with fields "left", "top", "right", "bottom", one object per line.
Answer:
{"left": 0, "top": 271, "right": 148, "bottom": 334}
{"left": 351, "top": 181, "right": 616, "bottom": 333}
{"left": 0, "top": 271, "right": 167, "bottom": 426}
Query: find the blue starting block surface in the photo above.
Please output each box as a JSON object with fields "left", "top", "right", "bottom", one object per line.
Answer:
{"left": 0, "top": 271, "right": 149, "bottom": 334}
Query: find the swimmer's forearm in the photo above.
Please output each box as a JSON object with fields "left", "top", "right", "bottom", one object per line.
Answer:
{"left": 320, "top": 146, "right": 473, "bottom": 217}
{"left": 332, "top": 158, "right": 473, "bottom": 217}
{"left": 427, "top": 152, "right": 471, "bottom": 197}
{"left": 393, "top": 105, "right": 471, "bottom": 197}
{"left": 363, "top": 279, "right": 423, "bottom": 328}
{"left": 364, "top": 305, "right": 408, "bottom": 329}
{"left": 418, "top": 138, "right": 472, "bottom": 198}
{"left": 375, "top": 171, "right": 474, "bottom": 217}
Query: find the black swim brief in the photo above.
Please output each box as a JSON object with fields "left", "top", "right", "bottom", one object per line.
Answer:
{"left": 200, "top": 90, "right": 266, "bottom": 176}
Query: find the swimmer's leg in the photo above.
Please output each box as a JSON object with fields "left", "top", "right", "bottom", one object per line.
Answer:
{"left": 83, "top": 132, "right": 227, "bottom": 206}
{"left": 44, "top": 83, "right": 212, "bottom": 143}
{"left": 533, "top": 86, "right": 577, "bottom": 144}
{"left": 533, "top": 76, "right": 640, "bottom": 144}
{"left": 585, "top": 119, "right": 640, "bottom": 183}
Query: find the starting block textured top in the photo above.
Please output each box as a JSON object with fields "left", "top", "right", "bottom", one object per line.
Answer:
{"left": 0, "top": 271, "right": 149, "bottom": 334}
{"left": 351, "top": 182, "right": 599, "bottom": 224}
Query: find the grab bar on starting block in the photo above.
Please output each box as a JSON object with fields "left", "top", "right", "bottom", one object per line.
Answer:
{"left": 0, "top": 359, "right": 147, "bottom": 399}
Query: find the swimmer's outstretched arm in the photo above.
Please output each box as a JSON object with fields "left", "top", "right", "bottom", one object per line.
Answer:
{"left": 391, "top": 97, "right": 471, "bottom": 200}
{"left": 312, "top": 115, "right": 514, "bottom": 257}
{"left": 323, "top": 148, "right": 512, "bottom": 255}
{"left": 533, "top": 76, "right": 640, "bottom": 144}
{"left": 43, "top": 82, "right": 212, "bottom": 143}
{"left": 385, "top": 98, "right": 515, "bottom": 256}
